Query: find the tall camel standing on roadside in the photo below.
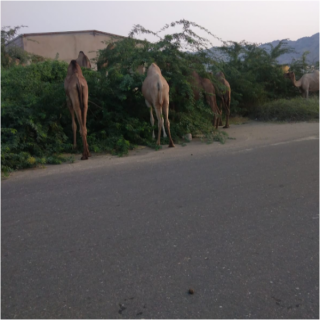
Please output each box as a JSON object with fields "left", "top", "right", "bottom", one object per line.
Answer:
{"left": 64, "top": 60, "right": 90, "bottom": 160}
{"left": 142, "top": 63, "right": 175, "bottom": 147}
{"left": 76, "top": 51, "right": 91, "bottom": 69}
{"left": 215, "top": 71, "right": 231, "bottom": 128}
{"left": 284, "top": 70, "right": 319, "bottom": 98}
{"left": 190, "top": 71, "right": 221, "bottom": 129}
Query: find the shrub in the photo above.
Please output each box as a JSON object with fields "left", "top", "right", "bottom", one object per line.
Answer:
{"left": 250, "top": 97, "right": 319, "bottom": 121}
{"left": 2, "top": 21, "right": 318, "bottom": 174}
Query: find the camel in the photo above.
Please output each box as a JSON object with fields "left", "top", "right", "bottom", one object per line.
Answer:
{"left": 284, "top": 70, "right": 319, "bottom": 98}
{"left": 64, "top": 60, "right": 90, "bottom": 160}
{"left": 190, "top": 71, "right": 221, "bottom": 129}
{"left": 97, "top": 42, "right": 116, "bottom": 72}
{"left": 215, "top": 71, "right": 231, "bottom": 128}
{"left": 76, "top": 51, "right": 91, "bottom": 69}
{"left": 142, "top": 63, "right": 175, "bottom": 147}
{"left": 98, "top": 42, "right": 146, "bottom": 76}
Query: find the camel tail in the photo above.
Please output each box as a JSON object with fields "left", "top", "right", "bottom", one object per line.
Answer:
{"left": 157, "top": 80, "right": 163, "bottom": 105}
{"left": 76, "top": 79, "right": 85, "bottom": 125}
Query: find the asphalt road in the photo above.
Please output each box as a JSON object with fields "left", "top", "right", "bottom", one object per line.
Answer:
{"left": 2, "top": 122, "right": 319, "bottom": 319}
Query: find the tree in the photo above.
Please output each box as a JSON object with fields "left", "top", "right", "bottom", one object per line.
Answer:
{"left": 1, "top": 25, "right": 29, "bottom": 68}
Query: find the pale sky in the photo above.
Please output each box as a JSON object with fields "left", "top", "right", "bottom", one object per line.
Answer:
{"left": 1, "top": 1, "right": 319, "bottom": 47}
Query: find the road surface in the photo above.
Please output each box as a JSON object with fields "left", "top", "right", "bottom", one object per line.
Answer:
{"left": 2, "top": 121, "right": 319, "bottom": 319}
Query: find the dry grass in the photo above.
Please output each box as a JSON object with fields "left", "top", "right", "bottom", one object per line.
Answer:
{"left": 228, "top": 116, "right": 250, "bottom": 125}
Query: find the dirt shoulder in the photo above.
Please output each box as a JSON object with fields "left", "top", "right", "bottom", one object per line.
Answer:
{"left": 4, "top": 121, "right": 319, "bottom": 181}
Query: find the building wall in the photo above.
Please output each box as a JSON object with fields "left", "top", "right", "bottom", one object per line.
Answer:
{"left": 20, "top": 31, "right": 123, "bottom": 69}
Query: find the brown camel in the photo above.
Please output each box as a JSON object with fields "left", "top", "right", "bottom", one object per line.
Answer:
{"left": 64, "top": 60, "right": 90, "bottom": 160}
{"left": 190, "top": 71, "right": 221, "bottom": 129}
{"left": 98, "top": 42, "right": 146, "bottom": 76}
{"left": 142, "top": 63, "right": 175, "bottom": 147}
{"left": 215, "top": 71, "right": 231, "bottom": 128}
{"left": 284, "top": 70, "right": 319, "bottom": 98}
{"left": 76, "top": 51, "right": 91, "bottom": 69}
{"left": 97, "top": 42, "right": 116, "bottom": 71}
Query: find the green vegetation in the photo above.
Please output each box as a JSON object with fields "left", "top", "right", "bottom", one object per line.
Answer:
{"left": 251, "top": 97, "right": 319, "bottom": 122}
{"left": 1, "top": 26, "right": 46, "bottom": 68}
{"left": 1, "top": 22, "right": 319, "bottom": 174}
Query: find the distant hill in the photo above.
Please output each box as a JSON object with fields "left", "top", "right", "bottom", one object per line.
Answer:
{"left": 209, "top": 33, "right": 319, "bottom": 65}
{"left": 260, "top": 33, "right": 319, "bottom": 65}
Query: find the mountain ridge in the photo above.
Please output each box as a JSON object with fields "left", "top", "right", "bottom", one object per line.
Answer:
{"left": 260, "top": 32, "right": 319, "bottom": 64}
{"left": 209, "top": 33, "right": 319, "bottom": 65}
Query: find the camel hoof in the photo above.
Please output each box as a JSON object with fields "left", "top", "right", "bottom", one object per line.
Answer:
{"left": 223, "top": 126, "right": 230, "bottom": 129}
{"left": 81, "top": 156, "right": 89, "bottom": 160}
{"left": 168, "top": 144, "right": 175, "bottom": 148}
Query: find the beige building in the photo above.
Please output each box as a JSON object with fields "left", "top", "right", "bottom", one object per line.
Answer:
{"left": 6, "top": 30, "right": 125, "bottom": 69}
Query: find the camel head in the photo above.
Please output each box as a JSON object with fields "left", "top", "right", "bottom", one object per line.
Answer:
{"left": 216, "top": 71, "right": 226, "bottom": 79}
{"left": 284, "top": 71, "right": 295, "bottom": 80}
{"left": 97, "top": 42, "right": 116, "bottom": 72}
{"left": 67, "top": 60, "right": 82, "bottom": 76}
{"left": 136, "top": 64, "right": 146, "bottom": 75}
{"left": 106, "top": 42, "right": 116, "bottom": 51}
{"left": 76, "top": 51, "right": 91, "bottom": 69}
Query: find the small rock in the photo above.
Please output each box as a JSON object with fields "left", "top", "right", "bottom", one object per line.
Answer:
{"left": 188, "top": 288, "right": 194, "bottom": 294}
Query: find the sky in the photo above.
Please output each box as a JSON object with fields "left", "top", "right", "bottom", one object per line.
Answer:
{"left": 1, "top": 1, "right": 319, "bottom": 47}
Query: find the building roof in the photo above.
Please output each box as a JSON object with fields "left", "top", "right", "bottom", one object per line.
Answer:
{"left": 6, "top": 29, "right": 126, "bottom": 46}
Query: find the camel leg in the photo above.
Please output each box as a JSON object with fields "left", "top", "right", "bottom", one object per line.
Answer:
{"left": 207, "top": 94, "right": 220, "bottom": 130}
{"left": 163, "top": 102, "right": 175, "bottom": 148}
{"left": 67, "top": 98, "right": 77, "bottom": 149}
{"left": 162, "top": 122, "right": 167, "bottom": 138}
{"left": 159, "top": 108, "right": 167, "bottom": 138}
{"left": 218, "top": 101, "right": 223, "bottom": 126}
{"left": 154, "top": 107, "right": 162, "bottom": 146}
{"left": 70, "top": 95, "right": 89, "bottom": 160}
{"left": 161, "top": 112, "right": 167, "bottom": 138}
{"left": 82, "top": 85, "right": 91, "bottom": 157}
{"left": 215, "top": 114, "right": 219, "bottom": 129}
{"left": 223, "top": 102, "right": 230, "bottom": 129}
{"left": 146, "top": 100, "right": 155, "bottom": 139}
{"left": 223, "top": 108, "right": 230, "bottom": 128}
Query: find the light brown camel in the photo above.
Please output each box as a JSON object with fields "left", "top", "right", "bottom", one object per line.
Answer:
{"left": 142, "top": 63, "right": 175, "bottom": 147}
{"left": 76, "top": 51, "right": 91, "bottom": 69}
{"left": 64, "top": 60, "right": 90, "bottom": 160}
{"left": 215, "top": 71, "right": 231, "bottom": 128}
{"left": 190, "top": 71, "right": 221, "bottom": 129}
{"left": 284, "top": 70, "right": 319, "bottom": 98}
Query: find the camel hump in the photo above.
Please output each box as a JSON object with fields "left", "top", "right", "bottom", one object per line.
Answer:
{"left": 216, "top": 71, "right": 225, "bottom": 79}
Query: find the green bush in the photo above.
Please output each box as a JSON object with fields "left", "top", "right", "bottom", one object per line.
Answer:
{"left": 211, "top": 40, "right": 300, "bottom": 114}
{"left": 2, "top": 21, "right": 319, "bottom": 174}
{"left": 250, "top": 97, "right": 319, "bottom": 121}
{"left": 1, "top": 60, "right": 72, "bottom": 172}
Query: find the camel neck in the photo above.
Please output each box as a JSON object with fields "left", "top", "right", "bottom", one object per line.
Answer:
{"left": 291, "top": 74, "right": 302, "bottom": 88}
